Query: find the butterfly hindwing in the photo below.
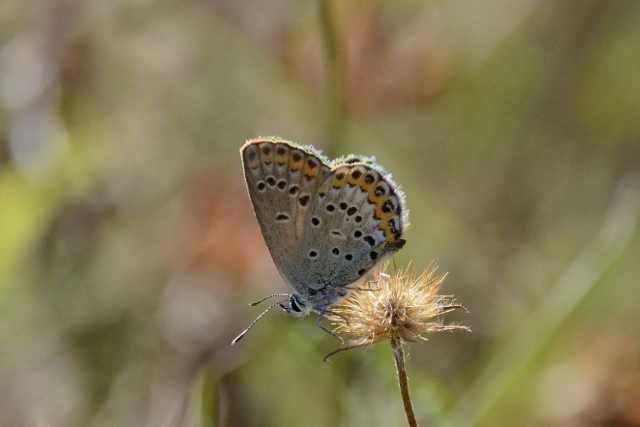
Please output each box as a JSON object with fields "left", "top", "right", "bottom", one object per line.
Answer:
{"left": 300, "top": 161, "right": 407, "bottom": 289}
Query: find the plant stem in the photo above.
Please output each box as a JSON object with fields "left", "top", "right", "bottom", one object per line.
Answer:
{"left": 200, "top": 368, "right": 217, "bottom": 427}
{"left": 391, "top": 336, "right": 419, "bottom": 427}
{"left": 319, "top": 0, "right": 347, "bottom": 157}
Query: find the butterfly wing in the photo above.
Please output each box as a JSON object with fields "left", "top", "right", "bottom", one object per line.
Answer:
{"left": 299, "top": 160, "right": 408, "bottom": 289}
{"left": 241, "top": 137, "right": 331, "bottom": 294}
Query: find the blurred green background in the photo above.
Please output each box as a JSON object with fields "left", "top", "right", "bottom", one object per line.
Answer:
{"left": 1, "top": 0, "right": 639, "bottom": 426}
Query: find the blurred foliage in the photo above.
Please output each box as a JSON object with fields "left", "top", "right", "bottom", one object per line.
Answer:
{"left": 1, "top": 0, "right": 639, "bottom": 426}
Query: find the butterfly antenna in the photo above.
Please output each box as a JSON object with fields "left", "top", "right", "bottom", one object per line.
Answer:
{"left": 249, "top": 293, "right": 291, "bottom": 306}
{"left": 231, "top": 299, "right": 289, "bottom": 345}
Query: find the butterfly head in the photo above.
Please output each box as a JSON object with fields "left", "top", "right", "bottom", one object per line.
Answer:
{"left": 281, "top": 294, "right": 313, "bottom": 317}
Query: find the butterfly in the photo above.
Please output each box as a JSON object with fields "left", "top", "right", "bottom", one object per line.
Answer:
{"left": 232, "top": 137, "right": 408, "bottom": 344}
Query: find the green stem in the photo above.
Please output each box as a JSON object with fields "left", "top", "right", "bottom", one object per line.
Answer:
{"left": 200, "top": 368, "right": 217, "bottom": 427}
{"left": 319, "top": 0, "right": 347, "bottom": 157}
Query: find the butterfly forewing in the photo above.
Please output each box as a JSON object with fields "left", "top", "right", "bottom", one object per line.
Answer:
{"left": 241, "top": 138, "right": 330, "bottom": 293}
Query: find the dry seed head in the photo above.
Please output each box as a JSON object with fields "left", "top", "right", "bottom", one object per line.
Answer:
{"left": 332, "top": 261, "right": 470, "bottom": 347}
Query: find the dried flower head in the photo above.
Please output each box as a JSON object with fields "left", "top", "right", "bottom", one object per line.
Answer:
{"left": 326, "top": 261, "right": 470, "bottom": 359}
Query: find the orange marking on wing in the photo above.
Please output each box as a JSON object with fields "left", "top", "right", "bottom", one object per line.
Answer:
{"left": 385, "top": 229, "right": 399, "bottom": 243}
{"left": 374, "top": 195, "right": 394, "bottom": 221}
{"left": 260, "top": 143, "right": 274, "bottom": 164}
{"left": 379, "top": 213, "right": 402, "bottom": 242}
{"left": 275, "top": 145, "right": 288, "bottom": 165}
{"left": 380, "top": 222, "right": 397, "bottom": 242}
{"left": 248, "top": 157, "right": 260, "bottom": 170}
{"left": 290, "top": 154, "right": 303, "bottom": 171}
{"left": 331, "top": 172, "right": 347, "bottom": 188}
{"left": 367, "top": 186, "right": 385, "bottom": 204}
{"left": 347, "top": 168, "right": 365, "bottom": 187}
{"left": 304, "top": 159, "right": 320, "bottom": 179}
{"left": 359, "top": 178, "right": 376, "bottom": 193}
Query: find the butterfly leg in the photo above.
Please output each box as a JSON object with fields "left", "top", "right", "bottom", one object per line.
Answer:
{"left": 323, "top": 309, "right": 349, "bottom": 325}
{"left": 316, "top": 313, "right": 344, "bottom": 346}
{"left": 347, "top": 280, "right": 382, "bottom": 292}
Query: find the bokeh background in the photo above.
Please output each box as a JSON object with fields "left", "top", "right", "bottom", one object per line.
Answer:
{"left": 1, "top": 0, "right": 639, "bottom": 426}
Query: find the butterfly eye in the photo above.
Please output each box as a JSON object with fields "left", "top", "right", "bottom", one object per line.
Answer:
{"left": 290, "top": 297, "right": 302, "bottom": 313}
